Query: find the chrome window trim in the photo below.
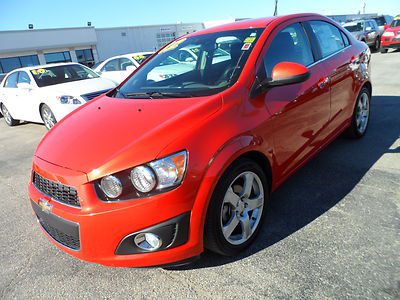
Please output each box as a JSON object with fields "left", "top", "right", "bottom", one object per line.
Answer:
{"left": 307, "top": 45, "right": 352, "bottom": 69}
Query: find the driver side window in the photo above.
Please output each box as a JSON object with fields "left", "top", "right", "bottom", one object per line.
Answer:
{"left": 263, "top": 23, "right": 314, "bottom": 78}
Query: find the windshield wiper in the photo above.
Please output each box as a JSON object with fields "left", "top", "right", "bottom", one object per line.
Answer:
{"left": 124, "top": 91, "right": 194, "bottom": 99}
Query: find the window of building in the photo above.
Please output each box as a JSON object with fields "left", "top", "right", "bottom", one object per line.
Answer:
{"left": 44, "top": 51, "right": 72, "bottom": 64}
{"left": 75, "top": 49, "right": 94, "bottom": 67}
{"left": 156, "top": 32, "right": 176, "bottom": 49}
{"left": 309, "top": 21, "right": 345, "bottom": 58}
{"left": 0, "top": 55, "right": 39, "bottom": 73}
{"left": 20, "top": 55, "right": 40, "bottom": 68}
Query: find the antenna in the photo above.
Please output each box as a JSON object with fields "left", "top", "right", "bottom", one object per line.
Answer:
{"left": 274, "top": 0, "right": 278, "bottom": 16}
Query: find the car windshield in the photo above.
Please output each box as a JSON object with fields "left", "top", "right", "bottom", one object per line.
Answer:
{"left": 132, "top": 54, "right": 152, "bottom": 64}
{"left": 373, "top": 17, "right": 386, "bottom": 26}
{"left": 391, "top": 20, "right": 400, "bottom": 28}
{"left": 112, "top": 28, "right": 264, "bottom": 99}
{"left": 344, "top": 22, "right": 364, "bottom": 32}
{"left": 31, "top": 64, "right": 99, "bottom": 87}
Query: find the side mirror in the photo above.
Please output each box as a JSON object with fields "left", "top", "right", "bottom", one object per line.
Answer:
{"left": 125, "top": 65, "right": 136, "bottom": 72}
{"left": 185, "top": 57, "right": 195, "bottom": 63}
{"left": 366, "top": 26, "right": 372, "bottom": 31}
{"left": 251, "top": 62, "right": 310, "bottom": 98}
{"left": 384, "top": 24, "right": 390, "bottom": 30}
{"left": 17, "top": 82, "right": 32, "bottom": 90}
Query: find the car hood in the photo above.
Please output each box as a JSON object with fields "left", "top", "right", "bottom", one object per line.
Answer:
{"left": 385, "top": 27, "right": 400, "bottom": 33}
{"left": 349, "top": 31, "right": 363, "bottom": 37}
{"left": 35, "top": 94, "right": 222, "bottom": 180}
{"left": 40, "top": 77, "right": 116, "bottom": 97}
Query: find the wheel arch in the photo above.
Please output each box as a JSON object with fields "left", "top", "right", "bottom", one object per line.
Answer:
{"left": 189, "top": 135, "right": 274, "bottom": 251}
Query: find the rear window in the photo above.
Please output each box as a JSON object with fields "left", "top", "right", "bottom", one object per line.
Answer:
{"left": 373, "top": 17, "right": 386, "bottom": 26}
{"left": 30, "top": 64, "right": 99, "bottom": 87}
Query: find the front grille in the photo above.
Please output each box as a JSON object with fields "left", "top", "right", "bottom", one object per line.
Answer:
{"left": 38, "top": 216, "right": 80, "bottom": 250}
{"left": 33, "top": 172, "right": 80, "bottom": 207}
{"left": 81, "top": 89, "right": 111, "bottom": 101}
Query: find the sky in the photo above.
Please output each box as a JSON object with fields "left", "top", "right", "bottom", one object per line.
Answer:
{"left": 0, "top": 0, "right": 399, "bottom": 31}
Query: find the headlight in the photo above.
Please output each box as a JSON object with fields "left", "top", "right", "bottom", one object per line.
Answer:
{"left": 383, "top": 31, "right": 395, "bottom": 37}
{"left": 100, "top": 175, "right": 123, "bottom": 198}
{"left": 96, "top": 151, "right": 187, "bottom": 201}
{"left": 130, "top": 166, "right": 157, "bottom": 193}
{"left": 57, "top": 95, "right": 82, "bottom": 104}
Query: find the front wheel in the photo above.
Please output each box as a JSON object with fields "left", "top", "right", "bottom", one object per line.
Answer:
{"left": 204, "top": 158, "right": 269, "bottom": 256}
{"left": 40, "top": 104, "right": 57, "bottom": 130}
{"left": 345, "top": 87, "right": 371, "bottom": 139}
{"left": 1, "top": 103, "right": 19, "bottom": 126}
{"left": 373, "top": 37, "right": 380, "bottom": 51}
{"left": 380, "top": 48, "right": 388, "bottom": 54}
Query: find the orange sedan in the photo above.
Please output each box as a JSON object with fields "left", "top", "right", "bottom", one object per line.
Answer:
{"left": 29, "top": 13, "right": 372, "bottom": 267}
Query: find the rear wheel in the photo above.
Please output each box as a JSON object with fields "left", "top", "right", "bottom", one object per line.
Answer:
{"left": 40, "top": 104, "right": 57, "bottom": 130}
{"left": 1, "top": 103, "right": 19, "bottom": 126}
{"left": 204, "top": 158, "right": 269, "bottom": 256}
{"left": 345, "top": 87, "right": 371, "bottom": 139}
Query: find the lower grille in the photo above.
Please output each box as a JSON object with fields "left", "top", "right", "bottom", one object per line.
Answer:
{"left": 33, "top": 172, "right": 80, "bottom": 207}
{"left": 38, "top": 216, "right": 80, "bottom": 250}
{"left": 31, "top": 200, "right": 80, "bottom": 251}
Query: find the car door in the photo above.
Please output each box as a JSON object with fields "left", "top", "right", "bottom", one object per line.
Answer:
{"left": 100, "top": 58, "right": 122, "bottom": 82}
{"left": 307, "top": 20, "right": 357, "bottom": 133}
{"left": 255, "top": 21, "right": 331, "bottom": 181}
{"left": 365, "top": 21, "right": 378, "bottom": 45}
{"left": 15, "top": 71, "right": 39, "bottom": 122}
{"left": 1, "top": 72, "right": 20, "bottom": 119}
{"left": 119, "top": 57, "right": 136, "bottom": 81}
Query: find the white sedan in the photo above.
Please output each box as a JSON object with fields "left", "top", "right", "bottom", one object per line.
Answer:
{"left": 0, "top": 63, "right": 116, "bottom": 129}
{"left": 93, "top": 52, "right": 153, "bottom": 83}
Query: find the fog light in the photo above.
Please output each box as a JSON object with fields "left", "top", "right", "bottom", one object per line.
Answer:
{"left": 134, "top": 233, "right": 162, "bottom": 251}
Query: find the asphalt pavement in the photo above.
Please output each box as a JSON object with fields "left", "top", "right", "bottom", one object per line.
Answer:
{"left": 0, "top": 51, "right": 399, "bottom": 299}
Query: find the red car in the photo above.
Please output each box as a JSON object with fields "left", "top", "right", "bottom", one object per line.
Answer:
{"left": 381, "top": 16, "right": 400, "bottom": 53}
{"left": 29, "top": 13, "right": 372, "bottom": 267}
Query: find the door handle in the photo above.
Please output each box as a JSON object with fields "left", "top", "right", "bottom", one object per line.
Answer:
{"left": 318, "top": 77, "right": 330, "bottom": 89}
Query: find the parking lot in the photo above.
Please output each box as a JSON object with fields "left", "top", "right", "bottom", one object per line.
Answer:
{"left": 0, "top": 51, "right": 399, "bottom": 299}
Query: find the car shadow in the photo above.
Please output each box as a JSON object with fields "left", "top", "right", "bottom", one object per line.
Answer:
{"left": 171, "top": 95, "right": 400, "bottom": 270}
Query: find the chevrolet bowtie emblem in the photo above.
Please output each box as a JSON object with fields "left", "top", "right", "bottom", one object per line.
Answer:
{"left": 39, "top": 199, "right": 52, "bottom": 214}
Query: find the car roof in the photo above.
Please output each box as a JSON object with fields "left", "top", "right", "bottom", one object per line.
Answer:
{"left": 106, "top": 52, "right": 154, "bottom": 60}
{"left": 186, "top": 13, "right": 323, "bottom": 37}
{"left": 9, "top": 62, "right": 83, "bottom": 73}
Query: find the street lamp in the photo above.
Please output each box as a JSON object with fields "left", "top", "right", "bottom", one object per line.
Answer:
{"left": 274, "top": 0, "right": 278, "bottom": 16}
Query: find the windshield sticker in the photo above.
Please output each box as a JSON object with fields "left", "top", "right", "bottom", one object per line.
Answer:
{"left": 31, "top": 69, "right": 48, "bottom": 75}
{"left": 241, "top": 43, "right": 252, "bottom": 51}
{"left": 134, "top": 55, "right": 145, "bottom": 60}
{"left": 160, "top": 38, "right": 187, "bottom": 53}
{"left": 244, "top": 37, "right": 256, "bottom": 43}
{"left": 395, "top": 16, "right": 400, "bottom": 20}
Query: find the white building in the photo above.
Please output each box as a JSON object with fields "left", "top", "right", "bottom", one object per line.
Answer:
{"left": 0, "top": 22, "right": 204, "bottom": 76}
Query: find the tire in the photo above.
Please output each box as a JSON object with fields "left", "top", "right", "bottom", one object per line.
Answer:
{"left": 380, "top": 48, "right": 388, "bottom": 54}
{"left": 40, "top": 104, "right": 57, "bottom": 130}
{"left": 1, "top": 103, "right": 19, "bottom": 126}
{"left": 345, "top": 87, "right": 371, "bottom": 139}
{"left": 204, "top": 158, "right": 269, "bottom": 256}
{"left": 373, "top": 37, "right": 380, "bottom": 51}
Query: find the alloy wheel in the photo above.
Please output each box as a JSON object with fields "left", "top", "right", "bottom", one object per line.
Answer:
{"left": 42, "top": 106, "right": 56, "bottom": 129}
{"left": 220, "top": 171, "right": 264, "bottom": 245}
{"left": 2, "top": 105, "right": 12, "bottom": 125}
{"left": 356, "top": 92, "right": 370, "bottom": 134}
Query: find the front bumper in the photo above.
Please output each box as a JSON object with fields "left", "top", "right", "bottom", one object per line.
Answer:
{"left": 28, "top": 156, "right": 203, "bottom": 267}
{"left": 381, "top": 37, "right": 400, "bottom": 49}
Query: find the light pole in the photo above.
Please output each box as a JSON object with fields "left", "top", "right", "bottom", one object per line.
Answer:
{"left": 274, "top": 0, "right": 278, "bottom": 16}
